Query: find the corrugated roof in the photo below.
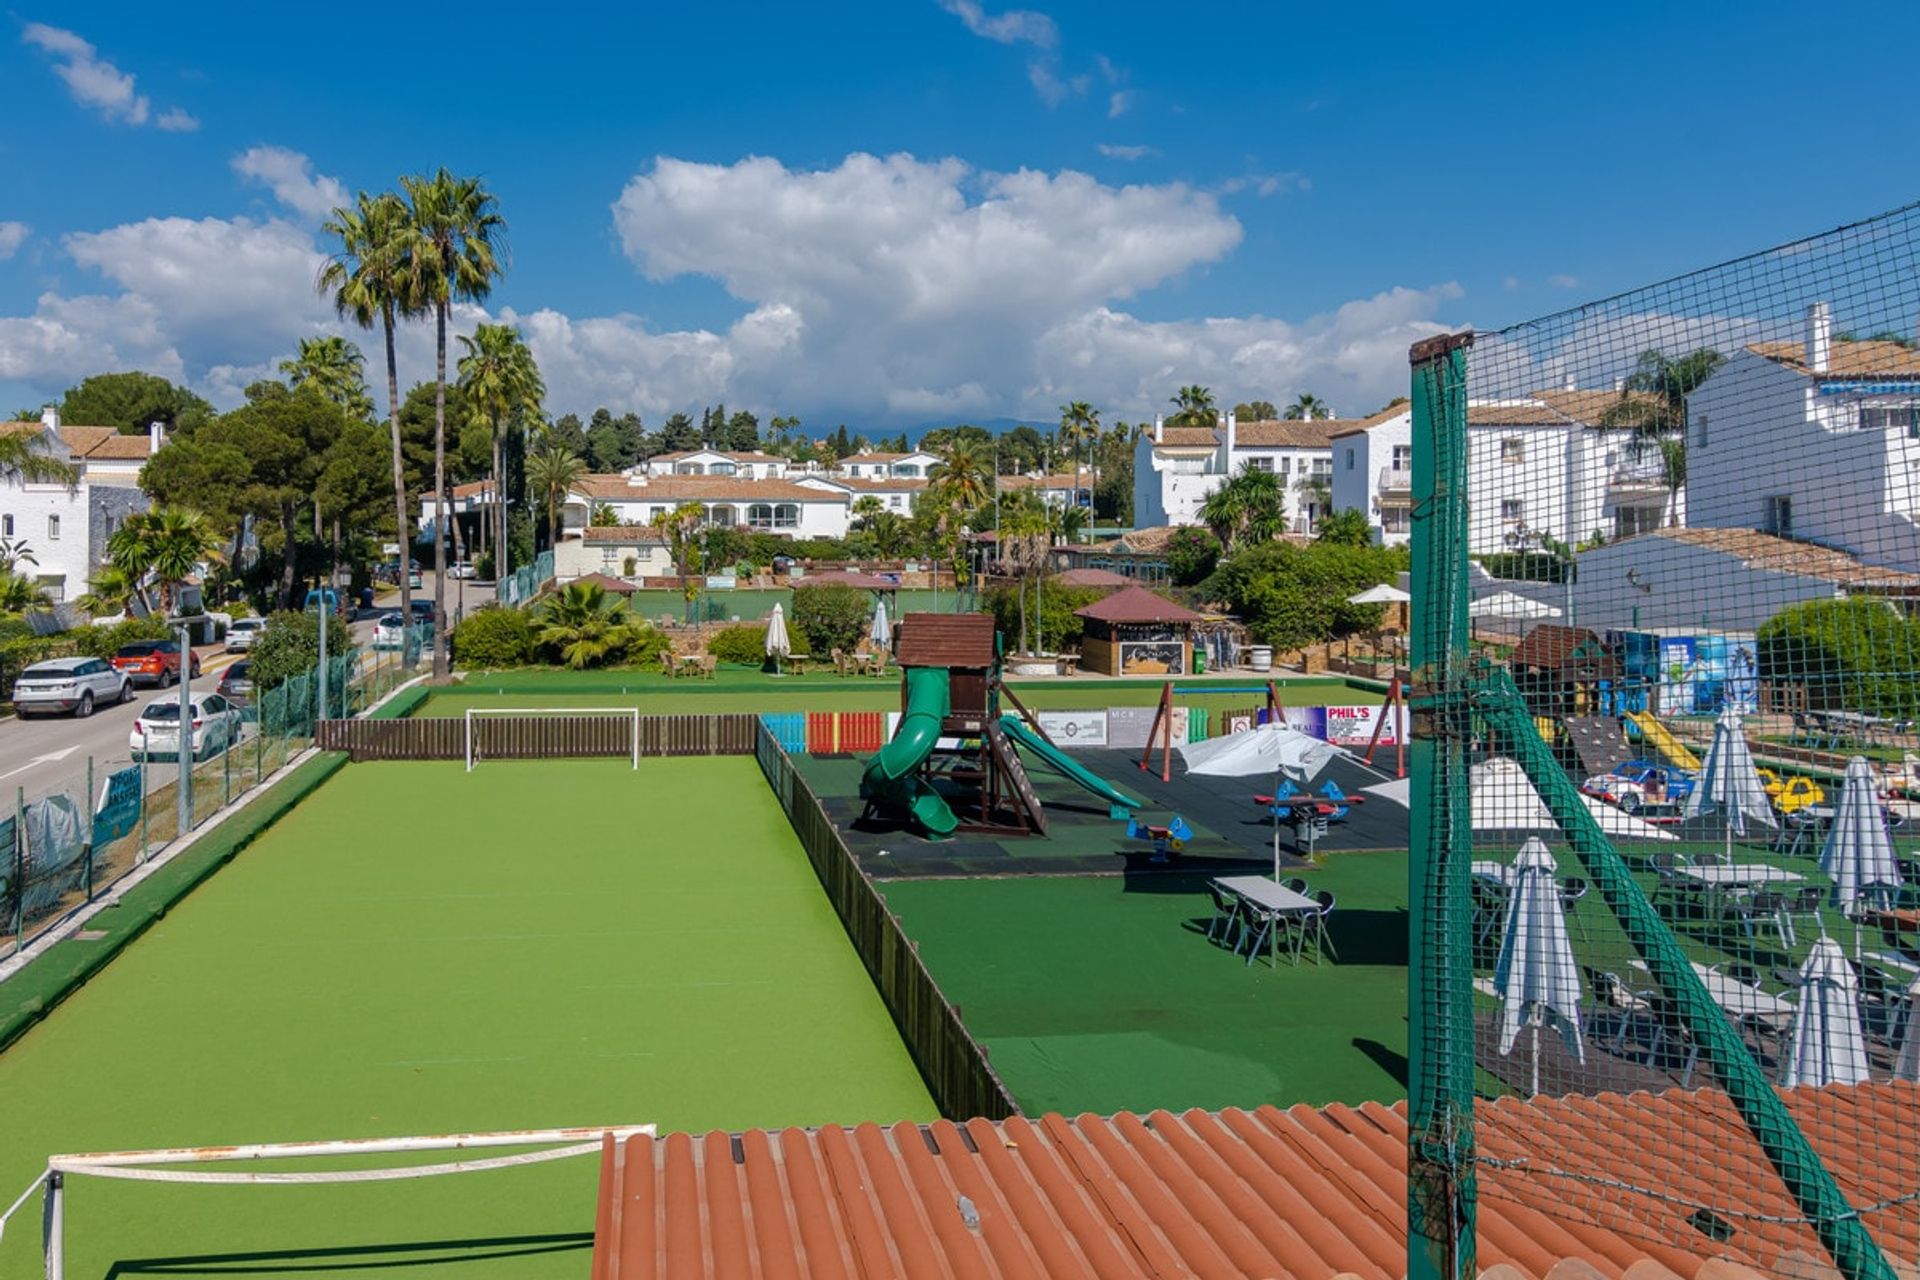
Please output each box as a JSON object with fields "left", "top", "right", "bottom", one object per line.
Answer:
{"left": 1075, "top": 584, "right": 1202, "bottom": 624}
{"left": 1751, "top": 338, "right": 1920, "bottom": 378}
{"left": 894, "top": 612, "right": 996, "bottom": 668}
{"left": 576, "top": 475, "right": 844, "bottom": 503}
{"left": 1631, "top": 527, "right": 1920, "bottom": 591}
{"left": 593, "top": 1085, "right": 1916, "bottom": 1279}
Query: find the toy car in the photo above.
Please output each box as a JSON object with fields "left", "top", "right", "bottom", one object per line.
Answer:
{"left": 1756, "top": 768, "right": 1826, "bottom": 814}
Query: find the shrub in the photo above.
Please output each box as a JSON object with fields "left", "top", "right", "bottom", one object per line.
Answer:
{"left": 1758, "top": 598, "right": 1920, "bottom": 717}
{"left": 251, "top": 610, "right": 352, "bottom": 692}
{"left": 617, "top": 622, "right": 674, "bottom": 669}
{"left": 984, "top": 583, "right": 1107, "bottom": 653}
{"left": 792, "top": 583, "right": 871, "bottom": 655}
{"left": 1166, "top": 527, "right": 1222, "bottom": 586}
{"left": 451, "top": 606, "right": 535, "bottom": 669}
{"left": 707, "top": 623, "right": 770, "bottom": 666}
{"left": 71, "top": 615, "right": 171, "bottom": 659}
{"left": 1207, "top": 540, "right": 1410, "bottom": 650}
{"left": 1475, "top": 550, "right": 1568, "bottom": 584}
{"left": 1316, "top": 508, "right": 1375, "bottom": 547}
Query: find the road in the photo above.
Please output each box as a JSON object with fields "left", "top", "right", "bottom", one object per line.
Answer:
{"left": 0, "top": 571, "right": 475, "bottom": 800}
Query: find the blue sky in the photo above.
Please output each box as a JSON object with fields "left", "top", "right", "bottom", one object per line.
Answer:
{"left": 6, "top": 0, "right": 1920, "bottom": 428}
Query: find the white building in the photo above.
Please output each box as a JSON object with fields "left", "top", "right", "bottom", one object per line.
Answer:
{"left": 833, "top": 450, "right": 941, "bottom": 480}
{"left": 563, "top": 473, "right": 852, "bottom": 540}
{"left": 553, "top": 526, "right": 674, "bottom": 583}
{"left": 1571, "top": 526, "right": 1920, "bottom": 633}
{"left": 1000, "top": 471, "right": 1092, "bottom": 509}
{"left": 1686, "top": 302, "right": 1920, "bottom": 572}
{"left": 813, "top": 475, "right": 927, "bottom": 518}
{"left": 638, "top": 449, "right": 792, "bottom": 480}
{"left": 1131, "top": 413, "right": 1343, "bottom": 534}
{"left": 0, "top": 408, "right": 159, "bottom": 603}
{"left": 1330, "top": 407, "right": 1413, "bottom": 544}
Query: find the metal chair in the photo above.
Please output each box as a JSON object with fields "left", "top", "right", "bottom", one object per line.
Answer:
{"left": 1737, "top": 891, "right": 1794, "bottom": 953}
{"left": 1205, "top": 884, "right": 1241, "bottom": 949}
{"left": 1237, "top": 899, "right": 1279, "bottom": 966}
{"left": 1309, "top": 889, "right": 1339, "bottom": 963}
{"left": 1282, "top": 877, "right": 1310, "bottom": 895}
{"left": 1558, "top": 877, "right": 1591, "bottom": 942}
{"left": 1593, "top": 970, "right": 1657, "bottom": 1054}
{"left": 1784, "top": 885, "right": 1826, "bottom": 948}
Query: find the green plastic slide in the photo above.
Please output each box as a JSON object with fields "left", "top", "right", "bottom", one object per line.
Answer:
{"left": 996, "top": 713, "right": 1142, "bottom": 818}
{"left": 860, "top": 666, "right": 959, "bottom": 837}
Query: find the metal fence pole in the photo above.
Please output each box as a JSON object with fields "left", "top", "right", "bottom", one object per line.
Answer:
{"left": 8, "top": 785, "right": 23, "bottom": 943}
{"left": 83, "top": 756, "right": 94, "bottom": 902}
{"left": 138, "top": 748, "right": 148, "bottom": 864}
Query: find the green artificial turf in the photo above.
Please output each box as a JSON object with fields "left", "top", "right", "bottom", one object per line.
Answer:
{"left": 0, "top": 757, "right": 932, "bottom": 1278}
{"left": 877, "top": 852, "right": 1412, "bottom": 1116}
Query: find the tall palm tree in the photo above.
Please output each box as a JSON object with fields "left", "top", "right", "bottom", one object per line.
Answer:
{"left": 318, "top": 191, "right": 420, "bottom": 651}
{"left": 650, "top": 501, "right": 707, "bottom": 579}
{"left": 457, "top": 322, "right": 544, "bottom": 580}
{"left": 929, "top": 440, "right": 991, "bottom": 512}
{"left": 279, "top": 335, "right": 375, "bottom": 421}
{"left": 1058, "top": 400, "right": 1099, "bottom": 519}
{"left": 400, "top": 169, "right": 507, "bottom": 680}
{"left": 77, "top": 564, "right": 135, "bottom": 617}
{"left": 525, "top": 437, "right": 586, "bottom": 551}
{"left": 1284, "top": 393, "right": 1332, "bottom": 421}
{"left": 1168, "top": 385, "right": 1215, "bottom": 428}
{"left": 1200, "top": 464, "right": 1288, "bottom": 551}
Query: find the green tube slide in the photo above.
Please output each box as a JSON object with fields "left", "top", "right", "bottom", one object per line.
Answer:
{"left": 996, "top": 713, "right": 1142, "bottom": 818}
{"left": 860, "top": 666, "right": 959, "bottom": 837}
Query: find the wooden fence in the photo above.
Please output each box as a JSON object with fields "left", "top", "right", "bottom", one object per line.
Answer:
{"left": 753, "top": 721, "right": 1020, "bottom": 1121}
{"left": 317, "top": 714, "right": 758, "bottom": 762}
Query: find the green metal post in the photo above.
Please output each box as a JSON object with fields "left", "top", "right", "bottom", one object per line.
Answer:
{"left": 1485, "top": 674, "right": 1896, "bottom": 1280}
{"left": 1406, "top": 331, "right": 1477, "bottom": 1280}
{"left": 8, "top": 786, "right": 23, "bottom": 943}
{"left": 138, "top": 749, "right": 149, "bottom": 863}
{"left": 83, "top": 756, "right": 94, "bottom": 902}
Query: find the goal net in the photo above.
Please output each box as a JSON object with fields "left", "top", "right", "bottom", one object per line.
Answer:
{"left": 1, "top": 1124, "right": 652, "bottom": 1278}
{"left": 463, "top": 707, "right": 643, "bottom": 771}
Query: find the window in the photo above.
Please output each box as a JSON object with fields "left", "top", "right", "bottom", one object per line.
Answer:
{"left": 1278, "top": 457, "right": 1292, "bottom": 476}
{"left": 894, "top": 464, "right": 919, "bottom": 477}
{"left": 678, "top": 464, "right": 704, "bottom": 475}
{"left": 46, "top": 515, "right": 58, "bottom": 541}
{"left": 748, "top": 503, "right": 774, "bottom": 529}
{"left": 1392, "top": 444, "right": 1412, "bottom": 471}
{"left": 1696, "top": 413, "right": 1708, "bottom": 447}
{"left": 1312, "top": 459, "right": 1331, "bottom": 476}
{"left": 1764, "top": 495, "right": 1793, "bottom": 537}
{"left": 707, "top": 504, "right": 737, "bottom": 527}
{"left": 1382, "top": 508, "right": 1410, "bottom": 534}
{"left": 1501, "top": 437, "right": 1525, "bottom": 464}
{"left": 889, "top": 495, "right": 903, "bottom": 508}
{"left": 1500, "top": 498, "right": 1525, "bottom": 523}
{"left": 1614, "top": 506, "right": 1662, "bottom": 539}
{"left": 1345, "top": 447, "right": 1356, "bottom": 471}
{"left": 1246, "top": 456, "right": 1274, "bottom": 472}
{"left": 709, "top": 462, "right": 737, "bottom": 476}
{"left": 0, "top": 515, "right": 10, "bottom": 536}
{"left": 602, "top": 546, "right": 621, "bottom": 566}
{"left": 1860, "top": 403, "right": 1919, "bottom": 433}
{"left": 774, "top": 503, "right": 798, "bottom": 529}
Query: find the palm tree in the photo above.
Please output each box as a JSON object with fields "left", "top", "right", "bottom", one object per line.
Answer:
{"left": 929, "top": 440, "right": 991, "bottom": 512}
{"left": 1058, "top": 400, "right": 1099, "bottom": 521}
{"left": 77, "top": 564, "right": 135, "bottom": 617}
{"left": 650, "top": 501, "right": 707, "bottom": 580}
{"left": 0, "top": 572, "right": 50, "bottom": 616}
{"left": 1284, "top": 393, "right": 1332, "bottom": 421}
{"left": 535, "top": 581, "right": 645, "bottom": 669}
{"left": 399, "top": 169, "right": 507, "bottom": 680}
{"left": 107, "top": 508, "right": 222, "bottom": 614}
{"left": 850, "top": 494, "right": 886, "bottom": 532}
{"left": 1600, "top": 347, "right": 1725, "bottom": 444}
{"left": 1658, "top": 437, "right": 1688, "bottom": 527}
{"left": 999, "top": 493, "right": 1052, "bottom": 655}
{"left": 1291, "top": 471, "right": 1331, "bottom": 534}
{"left": 318, "top": 190, "right": 421, "bottom": 650}
{"left": 1168, "top": 385, "right": 1215, "bottom": 429}
{"left": 589, "top": 501, "right": 619, "bottom": 527}
{"left": 0, "top": 430, "right": 78, "bottom": 489}
{"left": 525, "top": 437, "right": 586, "bottom": 550}
{"left": 279, "top": 335, "right": 375, "bottom": 421}
{"left": 457, "top": 322, "right": 544, "bottom": 580}
{"left": 0, "top": 537, "right": 35, "bottom": 575}
{"left": 1200, "top": 464, "right": 1288, "bottom": 550}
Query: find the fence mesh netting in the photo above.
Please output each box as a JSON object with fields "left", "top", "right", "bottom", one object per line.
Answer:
{"left": 1412, "top": 203, "right": 1920, "bottom": 1280}
{"left": 0, "top": 647, "right": 408, "bottom": 959}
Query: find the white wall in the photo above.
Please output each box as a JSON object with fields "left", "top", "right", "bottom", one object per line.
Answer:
{"left": 564, "top": 491, "right": 851, "bottom": 539}
{"left": 1332, "top": 416, "right": 1414, "bottom": 545}
{"left": 1571, "top": 534, "right": 1840, "bottom": 633}
{"left": 555, "top": 538, "right": 674, "bottom": 582}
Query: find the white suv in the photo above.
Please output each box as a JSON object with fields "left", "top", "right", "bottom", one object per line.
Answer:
{"left": 227, "top": 617, "right": 267, "bottom": 652}
{"left": 130, "top": 692, "right": 245, "bottom": 761}
{"left": 13, "top": 657, "right": 132, "bottom": 718}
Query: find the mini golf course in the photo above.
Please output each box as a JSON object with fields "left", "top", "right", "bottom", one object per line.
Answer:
{"left": 0, "top": 757, "right": 933, "bottom": 1278}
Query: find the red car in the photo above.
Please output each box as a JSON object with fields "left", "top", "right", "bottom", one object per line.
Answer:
{"left": 111, "top": 639, "right": 201, "bottom": 687}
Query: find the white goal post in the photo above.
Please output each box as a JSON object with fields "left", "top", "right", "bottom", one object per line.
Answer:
{"left": 463, "top": 707, "right": 643, "bottom": 771}
{"left": 1, "top": 1123, "right": 654, "bottom": 1279}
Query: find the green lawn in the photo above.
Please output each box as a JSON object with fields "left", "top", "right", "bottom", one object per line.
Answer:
{"left": 0, "top": 757, "right": 932, "bottom": 1278}
{"left": 877, "top": 852, "right": 1412, "bottom": 1116}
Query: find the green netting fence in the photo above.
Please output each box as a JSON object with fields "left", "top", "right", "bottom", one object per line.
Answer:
{"left": 494, "top": 549, "right": 555, "bottom": 607}
{"left": 0, "top": 645, "right": 412, "bottom": 962}
{"left": 1410, "top": 204, "right": 1920, "bottom": 1280}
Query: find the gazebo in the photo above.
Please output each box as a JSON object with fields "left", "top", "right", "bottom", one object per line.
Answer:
{"left": 1074, "top": 585, "right": 1203, "bottom": 676}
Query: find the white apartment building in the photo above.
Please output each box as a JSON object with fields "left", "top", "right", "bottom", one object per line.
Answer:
{"left": 0, "top": 407, "right": 158, "bottom": 603}
{"left": 637, "top": 449, "right": 792, "bottom": 480}
{"left": 563, "top": 473, "right": 853, "bottom": 540}
{"left": 1131, "top": 413, "right": 1343, "bottom": 534}
{"left": 833, "top": 450, "right": 941, "bottom": 480}
{"left": 1686, "top": 302, "right": 1920, "bottom": 572}
{"left": 1330, "top": 408, "right": 1413, "bottom": 544}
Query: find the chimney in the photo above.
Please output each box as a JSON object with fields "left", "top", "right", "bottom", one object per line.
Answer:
{"left": 1807, "top": 302, "right": 1832, "bottom": 373}
{"left": 1152, "top": 414, "right": 1163, "bottom": 444}
{"left": 1224, "top": 410, "right": 1237, "bottom": 455}
{"left": 148, "top": 421, "right": 165, "bottom": 454}
{"left": 40, "top": 404, "right": 58, "bottom": 433}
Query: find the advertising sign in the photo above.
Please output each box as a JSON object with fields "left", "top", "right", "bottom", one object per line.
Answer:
{"left": 1321, "top": 704, "right": 1410, "bottom": 746}
{"left": 1035, "top": 710, "right": 1107, "bottom": 747}
{"left": 94, "top": 766, "right": 142, "bottom": 845}
{"left": 1106, "top": 705, "right": 1187, "bottom": 749}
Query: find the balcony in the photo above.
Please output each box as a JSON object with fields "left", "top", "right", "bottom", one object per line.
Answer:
{"left": 1376, "top": 465, "right": 1412, "bottom": 497}
{"left": 1609, "top": 459, "right": 1668, "bottom": 493}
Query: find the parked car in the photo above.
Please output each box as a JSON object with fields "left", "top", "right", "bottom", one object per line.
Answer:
{"left": 408, "top": 599, "right": 437, "bottom": 623}
{"left": 226, "top": 617, "right": 266, "bottom": 652}
{"left": 216, "top": 660, "right": 254, "bottom": 705}
{"left": 373, "top": 612, "right": 407, "bottom": 651}
{"left": 129, "top": 692, "right": 244, "bottom": 761}
{"left": 1581, "top": 759, "right": 1695, "bottom": 807}
{"left": 407, "top": 568, "right": 423, "bottom": 589}
{"left": 12, "top": 657, "right": 132, "bottom": 718}
{"left": 1617, "top": 794, "right": 1686, "bottom": 824}
{"left": 112, "top": 640, "right": 200, "bottom": 687}
{"left": 448, "top": 561, "right": 476, "bottom": 580}
{"left": 1756, "top": 768, "right": 1826, "bottom": 814}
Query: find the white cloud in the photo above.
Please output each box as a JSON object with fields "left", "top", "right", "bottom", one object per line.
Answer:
{"left": 1108, "top": 90, "right": 1134, "bottom": 118}
{"left": 1218, "top": 172, "right": 1307, "bottom": 199}
{"left": 1097, "top": 144, "right": 1156, "bottom": 161}
{"left": 20, "top": 23, "right": 191, "bottom": 129}
{"left": 0, "top": 223, "right": 29, "bottom": 259}
{"left": 936, "top": 0, "right": 1057, "bottom": 48}
{"left": 232, "top": 146, "right": 349, "bottom": 223}
{"left": 1547, "top": 273, "right": 1579, "bottom": 289}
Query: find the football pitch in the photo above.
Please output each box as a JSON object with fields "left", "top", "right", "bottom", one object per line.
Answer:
{"left": 0, "top": 757, "right": 933, "bottom": 1278}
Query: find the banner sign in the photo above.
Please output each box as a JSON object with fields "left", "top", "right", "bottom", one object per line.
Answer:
{"left": 1035, "top": 710, "right": 1107, "bottom": 747}
{"left": 1105, "top": 705, "right": 1187, "bottom": 749}
{"left": 705, "top": 574, "right": 737, "bottom": 590}
{"left": 1321, "top": 704, "right": 1410, "bottom": 746}
{"left": 94, "top": 766, "right": 143, "bottom": 845}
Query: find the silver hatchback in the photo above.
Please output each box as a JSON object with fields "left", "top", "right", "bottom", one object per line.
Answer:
{"left": 14, "top": 657, "right": 132, "bottom": 718}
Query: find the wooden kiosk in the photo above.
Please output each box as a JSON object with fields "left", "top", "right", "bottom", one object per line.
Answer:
{"left": 1074, "top": 586, "right": 1204, "bottom": 676}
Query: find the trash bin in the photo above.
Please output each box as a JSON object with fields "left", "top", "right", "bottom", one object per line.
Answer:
{"left": 359, "top": 587, "right": 374, "bottom": 609}
{"left": 1192, "top": 648, "right": 1206, "bottom": 675}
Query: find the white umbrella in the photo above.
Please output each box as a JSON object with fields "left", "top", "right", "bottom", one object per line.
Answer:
{"left": 1893, "top": 977, "right": 1920, "bottom": 1082}
{"left": 1470, "top": 757, "right": 1677, "bottom": 842}
{"left": 1783, "top": 937, "right": 1870, "bottom": 1088}
{"left": 1470, "top": 591, "right": 1562, "bottom": 620}
{"left": 1347, "top": 584, "right": 1412, "bottom": 605}
{"left": 1683, "top": 705, "right": 1776, "bottom": 859}
{"left": 1821, "top": 756, "right": 1902, "bottom": 955}
{"left": 764, "top": 603, "right": 791, "bottom": 675}
{"left": 1364, "top": 777, "right": 1411, "bottom": 807}
{"left": 870, "top": 597, "right": 891, "bottom": 650}
{"left": 1493, "top": 838, "right": 1585, "bottom": 1096}
{"left": 1180, "top": 723, "right": 1338, "bottom": 877}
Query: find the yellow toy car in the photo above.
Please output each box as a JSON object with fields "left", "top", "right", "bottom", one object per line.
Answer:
{"left": 1757, "top": 768, "right": 1826, "bottom": 813}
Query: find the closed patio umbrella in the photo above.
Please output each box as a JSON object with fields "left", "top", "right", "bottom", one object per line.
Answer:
{"left": 1683, "top": 705, "right": 1776, "bottom": 860}
{"left": 1783, "top": 937, "right": 1870, "bottom": 1088}
{"left": 1822, "top": 755, "right": 1902, "bottom": 956}
{"left": 1893, "top": 977, "right": 1920, "bottom": 1083}
{"left": 870, "top": 597, "right": 891, "bottom": 651}
{"left": 1494, "top": 838, "right": 1585, "bottom": 1096}
{"left": 764, "top": 603, "right": 791, "bottom": 676}
{"left": 1180, "top": 722, "right": 1337, "bottom": 877}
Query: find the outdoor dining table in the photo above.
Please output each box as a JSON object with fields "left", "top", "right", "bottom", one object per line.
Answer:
{"left": 1816, "top": 710, "right": 1886, "bottom": 747}
{"left": 1631, "top": 958, "right": 1797, "bottom": 1024}
{"left": 1214, "top": 875, "right": 1321, "bottom": 965}
{"left": 1677, "top": 864, "right": 1806, "bottom": 890}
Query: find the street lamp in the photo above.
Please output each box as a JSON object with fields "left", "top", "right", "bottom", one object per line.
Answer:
{"left": 166, "top": 611, "right": 209, "bottom": 840}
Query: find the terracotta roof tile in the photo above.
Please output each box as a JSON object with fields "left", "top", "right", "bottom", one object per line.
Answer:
{"left": 1000, "top": 472, "right": 1090, "bottom": 490}
{"left": 1234, "top": 419, "right": 1347, "bottom": 448}
{"left": 1629, "top": 527, "right": 1920, "bottom": 591}
{"left": 569, "top": 571, "right": 639, "bottom": 593}
{"left": 1154, "top": 427, "right": 1220, "bottom": 448}
{"left": 1050, "top": 567, "right": 1131, "bottom": 588}
{"left": 596, "top": 1087, "right": 1920, "bottom": 1280}
{"left": 1073, "top": 584, "right": 1202, "bottom": 624}
{"left": 1751, "top": 338, "right": 1920, "bottom": 378}
{"left": 0, "top": 421, "right": 153, "bottom": 459}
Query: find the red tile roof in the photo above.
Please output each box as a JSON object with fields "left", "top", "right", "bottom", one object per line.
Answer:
{"left": 1051, "top": 567, "right": 1131, "bottom": 588}
{"left": 1751, "top": 338, "right": 1920, "bottom": 378}
{"left": 1074, "top": 584, "right": 1202, "bottom": 624}
{"left": 570, "top": 571, "right": 640, "bottom": 593}
{"left": 592, "top": 1085, "right": 1920, "bottom": 1280}
{"left": 0, "top": 421, "right": 154, "bottom": 460}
